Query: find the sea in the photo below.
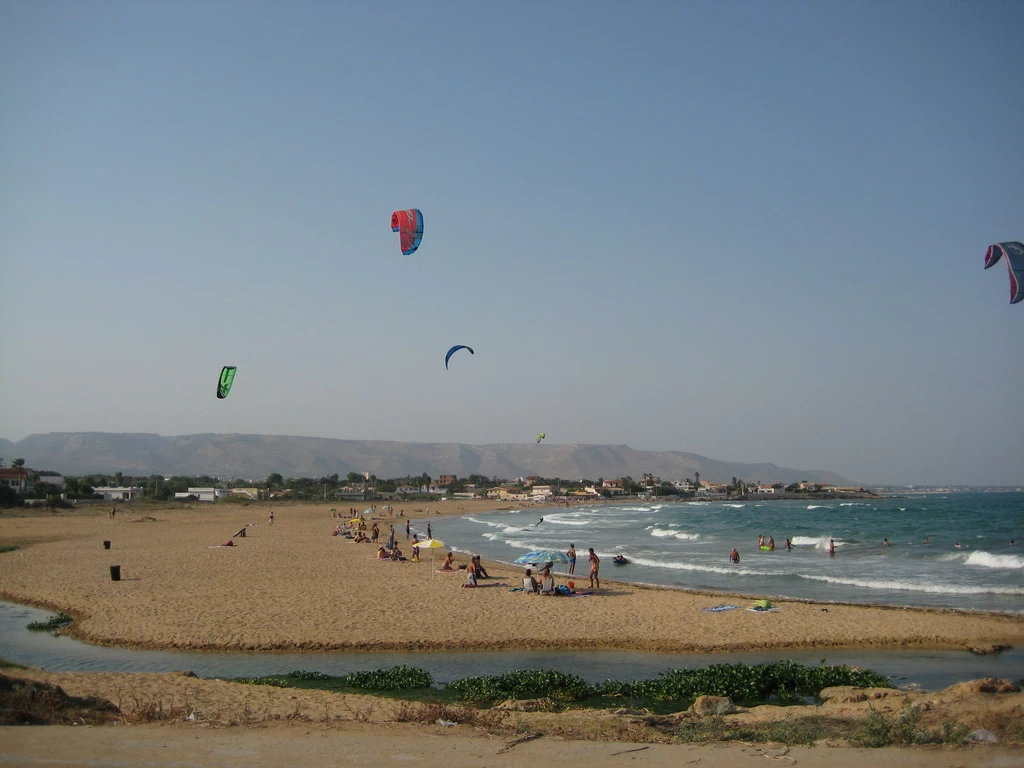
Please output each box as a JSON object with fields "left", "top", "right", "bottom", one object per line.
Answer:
{"left": 434, "top": 492, "right": 1024, "bottom": 614}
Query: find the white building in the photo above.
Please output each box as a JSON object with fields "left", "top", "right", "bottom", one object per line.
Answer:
{"left": 530, "top": 485, "right": 557, "bottom": 499}
{"left": 173, "top": 487, "right": 228, "bottom": 502}
{"left": 94, "top": 486, "right": 144, "bottom": 501}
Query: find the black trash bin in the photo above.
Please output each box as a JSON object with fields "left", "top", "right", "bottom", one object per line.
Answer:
{"left": 109, "top": 565, "right": 121, "bottom": 581}
{"left": 103, "top": 540, "right": 111, "bottom": 549}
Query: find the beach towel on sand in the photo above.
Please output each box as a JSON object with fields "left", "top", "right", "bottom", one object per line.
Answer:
{"left": 701, "top": 604, "right": 740, "bottom": 612}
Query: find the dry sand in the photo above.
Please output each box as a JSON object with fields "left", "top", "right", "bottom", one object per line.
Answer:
{"left": 1, "top": 500, "right": 1022, "bottom": 654}
{"left": 2, "top": 666, "right": 1022, "bottom": 766}
{"left": 6, "top": 721, "right": 1022, "bottom": 768}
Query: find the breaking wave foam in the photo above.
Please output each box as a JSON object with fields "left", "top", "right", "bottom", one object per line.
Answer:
{"left": 627, "top": 555, "right": 770, "bottom": 578}
{"left": 799, "top": 573, "right": 1024, "bottom": 596}
{"left": 650, "top": 528, "right": 700, "bottom": 540}
{"left": 964, "top": 551, "right": 1024, "bottom": 570}
{"left": 790, "top": 536, "right": 841, "bottom": 549}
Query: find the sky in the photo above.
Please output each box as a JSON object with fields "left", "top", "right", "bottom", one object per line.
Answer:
{"left": 1, "top": 1, "right": 1022, "bottom": 486}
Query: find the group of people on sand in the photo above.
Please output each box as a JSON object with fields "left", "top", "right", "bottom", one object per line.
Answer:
{"left": 564, "top": 544, "right": 602, "bottom": 588}
{"left": 521, "top": 544, "right": 599, "bottom": 595}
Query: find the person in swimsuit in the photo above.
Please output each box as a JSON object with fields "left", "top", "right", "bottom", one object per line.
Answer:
{"left": 729, "top": 548, "right": 740, "bottom": 564}
{"left": 588, "top": 548, "right": 600, "bottom": 589}
{"left": 566, "top": 544, "right": 577, "bottom": 575}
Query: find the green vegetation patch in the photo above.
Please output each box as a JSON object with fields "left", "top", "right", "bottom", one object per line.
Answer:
{"left": 603, "top": 660, "right": 893, "bottom": 707}
{"left": 446, "top": 669, "right": 593, "bottom": 704}
{"left": 233, "top": 665, "right": 432, "bottom": 693}
{"left": 853, "top": 705, "right": 970, "bottom": 747}
{"left": 26, "top": 613, "right": 73, "bottom": 633}
{"left": 232, "top": 661, "right": 894, "bottom": 713}
{"left": 0, "top": 546, "right": 18, "bottom": 554}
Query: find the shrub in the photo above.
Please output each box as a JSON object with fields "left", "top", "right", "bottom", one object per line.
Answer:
{"left": 446, "top": 669, "right": 594, "bottom": 703}
{"left": 26, "top": 613, "right": 73, "bottom": 633}
{"left": 336, "top": 666, "right": 432, "bottom": 690}
{"left": 596, "top": 661, "right": 892, "bottom": 705}
{"left": 854, "top": 705, "right": 932, "bottom": 747}
{"left": 234, "top": 666, "right": 432, "bottom": 692}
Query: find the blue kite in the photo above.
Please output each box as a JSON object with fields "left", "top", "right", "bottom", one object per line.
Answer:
{"left": 444, "top": 345, "right": 474, "bottom": 370}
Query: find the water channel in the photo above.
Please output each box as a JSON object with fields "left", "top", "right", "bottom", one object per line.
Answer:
{"left": 2, "top": 602, "right": 1021, "bottom": 692}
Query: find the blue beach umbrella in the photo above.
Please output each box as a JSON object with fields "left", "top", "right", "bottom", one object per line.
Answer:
{"left": 515, "top": 550, "right": 569, "bottom": 567}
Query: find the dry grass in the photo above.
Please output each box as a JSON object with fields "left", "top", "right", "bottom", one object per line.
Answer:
{"left": 115, "top": 688, "right": 194, "bottom": 724}
{"left": 392, "top": 699, "right": 507, "bottom": 729}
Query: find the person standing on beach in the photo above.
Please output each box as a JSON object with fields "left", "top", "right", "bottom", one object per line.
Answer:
{"left": 588, "top": 548, "right": 600, "bottom": 589}
{"left": 566, "top": 544, "right": 577, "bottom": 575}
{"left": 268, "top": 510, "right": 274, "bottom": 526}
{"left": 405, "top": 520, "right": 410, "bottom": 540}
{"left": 427, "top": 522, "right": 432, "bottom": 539}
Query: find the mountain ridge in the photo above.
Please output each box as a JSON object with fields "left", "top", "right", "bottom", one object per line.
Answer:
{"left": 0, "top": 432, "right": 853, "bottom": 486}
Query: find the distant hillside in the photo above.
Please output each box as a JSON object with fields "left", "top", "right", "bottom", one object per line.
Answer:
{"left": 0, "top": 432, "right": 852, "bottom": 486}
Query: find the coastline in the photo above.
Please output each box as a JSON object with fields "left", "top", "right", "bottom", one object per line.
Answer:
{"left": 0, "top": 500, "right": 1021, "bottom": 655}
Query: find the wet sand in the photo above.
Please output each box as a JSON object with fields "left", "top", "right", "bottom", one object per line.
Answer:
{"left": 0, "top": 501, "right": 1021, "bottom": 654}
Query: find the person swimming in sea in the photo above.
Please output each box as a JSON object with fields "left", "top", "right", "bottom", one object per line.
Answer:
{"left": 729, "top": 548, "right": 740, "bottom": 564}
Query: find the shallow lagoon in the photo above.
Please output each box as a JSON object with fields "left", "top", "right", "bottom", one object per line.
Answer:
{"left": 3, "top": 602, "right": 1021, "bottom": 692}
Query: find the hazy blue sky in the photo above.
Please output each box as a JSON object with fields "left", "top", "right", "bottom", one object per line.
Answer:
{"left": 1, "top": 1, "right": 1021, "bottom": 486}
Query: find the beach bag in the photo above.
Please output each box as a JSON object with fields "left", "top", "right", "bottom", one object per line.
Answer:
{"left": 556, "top": 584, "right": 571, "bottom": 596}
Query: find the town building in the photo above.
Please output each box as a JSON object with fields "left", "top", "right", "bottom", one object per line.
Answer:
{"left": 172, "top": 487, "right": 229, "bottom": 502}
{"left": 0, "top": 468, "right": 31, "bottom": 494}
{"left": 94, "top": 486, "right": 145, "bottom": 501}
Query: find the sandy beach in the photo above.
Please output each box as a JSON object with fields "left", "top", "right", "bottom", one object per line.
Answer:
{"left": 1, "top": 500, "right": 1021, "bottom": 655}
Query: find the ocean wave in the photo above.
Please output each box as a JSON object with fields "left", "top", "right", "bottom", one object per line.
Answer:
{"left": 964, "top": 551, "right": 1024, "bottom": 570}
{"left": 799, "top": 573, "right": 1024, "bottom": 596}
{"left": 806, "top": 505, "right": 833, "bottom": 510}
{"left": 650, "top": 528, "right": 700, "bottom": 540}
{"left": 464, "top": 516, "right": 504, "bottom": 528}
{"left": 627, "top": 554, "right": 770, "bottom": 578}
{"left": 541, "top": 514, "right": 590, "bottom": 527}
{"left": 724, "top": 504, "right": 745, "bottom": 508}
{"left": 790, "top": 536, "right": 841, "bottom": 549}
